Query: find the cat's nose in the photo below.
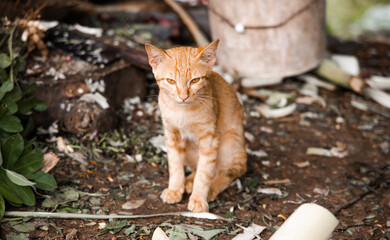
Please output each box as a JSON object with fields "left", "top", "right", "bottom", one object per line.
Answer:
{"left": 179, "top": 94, "right": 189, "bottom": 102}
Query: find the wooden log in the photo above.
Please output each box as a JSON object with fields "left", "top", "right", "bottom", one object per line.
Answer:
{"left": 25, "top": 59, "right": 147, "bottom": 133}
{"left": 208, "top": 0, "right": 326, "bottom": 79}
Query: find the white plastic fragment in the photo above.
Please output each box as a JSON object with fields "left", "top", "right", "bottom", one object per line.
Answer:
{"left": 298, "top": 74, "right": 337, "bottom": 91}
{"left": 152, "top": 227, "right": 169, "bottom": 240}
{"left": 256, "top": 103, "right": 297, "bottom": 119}
{"left": 331, "top": 54, "right": 360, "bottom": 76}
{"left": 296, "top": 96, "right": 326, "bottom": 107}
{"left": 233, "top": 223, "right": 266, "bottom": 240}
{"left": 257, "top": 187, "right": 283, "bottom": 196}
{"left": 351, "top": 99, "right": 369, "bottom": 111}
{"left": 306, "top": 147, "right": 348, "bottom": 158}
{"left": 366, "top": 75, "right": 390, "bottom": 90}
{"left": 74, "top": 24, "right": 103, "bottom": 37}
{"left": 135, "top": 154, "right": 143, "bottom": 162}
{"left": 149, "top": 135, "right": 167, "bottom": 152}
{"left": 80, "top": 92, "right": 109, "bottom": 109}
{"left": 244, "top": 132, "right": 255, "bottom": 142}
{"left": 269, "top": 203, "right": 339, "bottom": 240}
{"left": 293, "top": 161, "right": 310, "bottom": 168}
{"left": 246, "top": 148, "right": 268, "bottom": 158}
{"left": 241, "top": 77, "right": 283, "bottom": 88}
{"left": 364, "top": 87, "right": 390, "bottom": 109}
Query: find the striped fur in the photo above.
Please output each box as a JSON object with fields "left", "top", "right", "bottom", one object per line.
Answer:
{"left": 145, "top": 40, "right": 247, "bottom": 212}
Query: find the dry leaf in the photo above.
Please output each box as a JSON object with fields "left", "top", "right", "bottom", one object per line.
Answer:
{"left": 41, "top": 152, "right": 60, "bottom": 173}
{"left": 122, "top": 199, "right": 145, "bottom": 210}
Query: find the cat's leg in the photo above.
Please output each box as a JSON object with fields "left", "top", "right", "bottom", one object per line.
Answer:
{"left": 188, "top": 133, "right": 219, "bottom": 212}
{"left": 184, "top": 140, "right": 199, "bottom": 194}
{"left": 208, "top": 131, "right": 247, "bottom": 201}
{"left": 185, "top": 171, "right": 196, "bottom": 194}
{"left": 161, "top": 128, "right": 186, "bottom": 204}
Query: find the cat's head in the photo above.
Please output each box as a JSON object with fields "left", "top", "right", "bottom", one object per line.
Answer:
{"left": 145, "top": 40, "right": 219, "bottom": 105}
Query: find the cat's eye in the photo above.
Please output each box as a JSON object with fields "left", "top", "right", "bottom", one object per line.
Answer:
{"left": 166, "top": 78, "right": 176, "bottom": 84}
{"left": 190, "top": 78, "right": 201, "bottom": 84}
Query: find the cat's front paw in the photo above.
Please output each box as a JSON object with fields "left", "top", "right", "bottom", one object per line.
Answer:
{"left": 160, "top": 188, "right": 183, "bottom": 204}
{"left": 188, "top": 197, "right": 209, "bottom": 212}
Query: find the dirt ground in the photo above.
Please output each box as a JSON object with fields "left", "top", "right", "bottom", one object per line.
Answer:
{"left": 1, "top": 71, "right": 389, "bottom": 239}
{"left": 1, "top": 3, "right": 390, "bottom": 239}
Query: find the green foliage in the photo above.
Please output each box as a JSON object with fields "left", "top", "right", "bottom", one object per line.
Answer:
{"left": 0, "top": 22, "right": 56, "bottom": 220}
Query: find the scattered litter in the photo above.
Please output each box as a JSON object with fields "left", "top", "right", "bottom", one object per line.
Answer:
{"left": 256, "top": 103, "right": 297, "bottom": 119}
{"left": 260, "top": 126, "right": 273, "bottom": 134}
{"left": 257, "top": 187, "right": 283, "bottom": 196}
{"left": 366, "top": 75, "right": 390, "bottom": 90}
{"left": 152, "top": 227, "right": 169, "bottom": 240}
{"left": 56, "top": 137, "right": 73, "bottom": 153}
{"left": 245, "top": 132, "right": 255, "bottom": 142}
{"left": 299, "top": 112, "right": 319, "bottom": 120}
{"left": 241, "top": 77, "right": 283, "bottom": 88}
{"left": 351, "top": 99, "right": 369, "bottom": 111}
{"left": 265, "top": 92, "right": 295, "bottom": 108}
{"left": 233, "top": 223, "right": 266, "bottom": 240}
{"left": 313, "top": 187, "right": 329, "bottom": 196}
{"left": 330, "top": 54, "right": 360, "bottom": 76}
{"left": 74, "top": 24, "right": 103, "bottom": 37}
{"left": 293, "top": 161, "right": 310, "bottom": 168}
{"left": 135, "top": 154, "right": 143, "bottom": 162}
{"left": 149, "top": 135, "right": 167, "bottom": 152}
{"left": 263, "top": 178, "right": 291, "bottom": 185}
{"left": 306, "top": 147, "right": 348, "bottom": 158}
{"left": 296, "top": 96, "right": 326, "bottom": 107}
{"left": 85, "top": 78, "right": 105, "bottom": 93}
{"left": 66, "top": 152, "right": 88, "bottom": 165}
{"left": 298, "top": 74, "right": 337, "bottom": 91}
{"left": 261, "top": 160, "right": 270, "bottom": 166}
{"left": 80, "top": 92, "right": 109, "bottom": 109}
{"left": 98, "top": 222, "right": 107, "bottom": 229}
{"left": 380, "top": 141, "right": 389, "bottom": 154}
{"left": 41, "top": 152, "right": 60, "bottom": 173}
{"left": 246, "top": 148, "right": 268, "bottom": 158}
{"left": 363, "top": 87, "right": 390, "bottom": 109}
{"left": 122, "top": 199, "right": 145, "bottom": 210}
{"left": 166, "top": 224, "right": 226, "bottom": 240}
{"left": 300, "top": 83, "right": 318, "bottom": 97}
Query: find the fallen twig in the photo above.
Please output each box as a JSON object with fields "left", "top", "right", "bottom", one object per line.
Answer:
{"left": 332, "top": 190, "right": 372, "bottom": 216}
{"left": 164, "top": 0, "right": 208, "bottom": 47}
{"left": 4, "top": 211, "right": 229, "bottom": 221}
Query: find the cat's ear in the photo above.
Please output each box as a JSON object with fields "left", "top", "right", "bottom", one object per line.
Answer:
{"left": 196, "top": 39, "right": 219, "bottom": 66}
{"left": 145, "top": 43, "right": 170, "bottom": 69}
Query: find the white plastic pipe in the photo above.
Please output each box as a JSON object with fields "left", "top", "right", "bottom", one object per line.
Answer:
{"left": 269, "top": 203, "right": 339, "bottom": 240}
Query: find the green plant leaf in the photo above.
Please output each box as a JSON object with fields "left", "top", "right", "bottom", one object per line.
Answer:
{"left": 0, "top": 147, "right": 2, "bottom": 166}
{"left": 14, "top": 56, "right": 25, "bottom": 73}
{"left": 1, "top": 184, "right": 22, "bottom": 206}
{"left": 0, "top": 80, "right": 14, "bottom": 100}
{"left": 21, "top": 83, "right": 37, "bottom": 96}
{"left": 2, "top": 87, "right": 22, "bottom": 114}
{"left": 33, "top": 171, "right": 57, "bottom": 190}
{"left": 5, "top": 169, "right": 36, "bottom": 186}
{"left": 0, "top": 171, "right": 35, "bottom": 206}
{"left": 0, "top": 115, "right": 23, "bottom": 133}
{"left": 11, "top": 150, "right": 43, "bottom": 174}
{"left": 0, "top": 182, "right": 23, "bottom": 204}
{"left": 0, "top": 69, "right": 7, "bottom": 83}
{"left": 0, "top": 194, "right": 4, "bottom": 220}
{"left": 0, "top": 53, "right": 11, "bottom": 69}
{"left": 17, "top": 97, "right": 47, "bottom": 114}
{"left": 2, "top": 133, "right": 23, "bottom": 168}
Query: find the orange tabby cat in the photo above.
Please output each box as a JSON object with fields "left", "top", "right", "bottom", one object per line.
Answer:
{"left": 145, "top": 40, "right": 246, "bottom": 212}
